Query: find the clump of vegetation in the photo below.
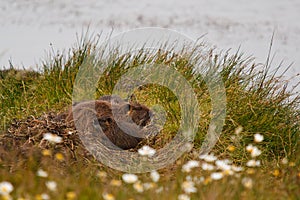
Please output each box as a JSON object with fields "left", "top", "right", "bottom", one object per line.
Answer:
{"left": 0, "top": 34, "right": 299, "bottom": 199}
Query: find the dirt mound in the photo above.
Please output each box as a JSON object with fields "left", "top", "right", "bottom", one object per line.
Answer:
{"left": 0, "top": 112, "right": 89, "bottom": 162}
{"left": 0, "top": 95, "right": 157, "bottom": 164}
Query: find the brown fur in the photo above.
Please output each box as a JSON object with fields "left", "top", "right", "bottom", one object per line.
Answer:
{"left": 65, "top": 95, "right": 153, "bottom": 150}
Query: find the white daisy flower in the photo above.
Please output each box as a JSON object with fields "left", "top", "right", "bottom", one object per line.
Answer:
{"left": 223, "top": 169, "right": 235, "bottom": 176}
{"left": 45, "top": 181, "right": 57, "bottom": 192}
{"left": 199, "top": 153, "right": 217, "bottom": 162}
{"left": 102, "top": 193, "right": 115, "bottom": 200}
{"left": 211, "top": 172, "right": 224, "bottom": 180}
{"left": 182, "top": 160, "right": 200, "bottom": 172}
{"left": 201, "top": 162, "right": 215, "bottom": 171}
{"left": 254, "top": 133, "right": 264, "bottom": 143}
{"left": 232, "top": 165, "right": 244, "bottom": 172}
{"left": 182, "top": 180, "right": 197, "bottom": 194}
{"left": 246, "top": 144, "right": 262, "bottom": 157}
{"left": 138, "top": 145, "right": 156, "bottom": 157}
{"left": 43, "top": 133, "right": 63, "bottom": 144}
{"left": 178, "top": 194, "right": 190, "bottom": 200}
{"left": 41, "top": 193, "right": 50, "bottom": 200}
{"left": 246, "top": 144, "right": 254, "bottom": 152}
{"left": 235, "top": 126, "right": 243, "bottom": 135}
{"left": 37, "top": 169, "right": 48, "bottom": 178}
{"left": 251, "top": 148, "right": 262, "bottom": 157}
{"left": 133, "top": 181, "right": 144, "bottom": 193}
{"left": 0, "top": 181, "right": 13, "bottom": 195}
{"left": 122, "top": 173, "right": 138, "bottom": 184}
{"left": 143, "top": 182, "right": 155, "bottom": 190}
{"left": 150, "top": 170, "right": 160, "bottom": 182}
{"left": 215, "top": 160, "right": 231, "bottom": 171}
{"left": 242, "top": 177, "right": 253, "bottom": 189}
{"left": 246, "top": 159, "right": 261, "bottom": 167}
{"left": 281, "top": 157, "right": 288, "bottom": 165}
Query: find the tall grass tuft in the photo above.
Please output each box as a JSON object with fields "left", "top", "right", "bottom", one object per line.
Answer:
{"left": 1, "top": 35, "right": 299, "bottom": 160}
{"left": 0, "top": 33, "right": 299, "bottom": 199}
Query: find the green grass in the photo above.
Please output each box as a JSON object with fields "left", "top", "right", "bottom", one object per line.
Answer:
{"left": 0, "top": 34, "right": 299, "bottom": 200}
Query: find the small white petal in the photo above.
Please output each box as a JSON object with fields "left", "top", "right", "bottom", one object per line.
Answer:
{"left": 133, "top": 181, "right": 144, "bottom": 193}
{"left": 182, "top": 181, "right": 197, "bottom": 194}
{"left": 242, "top": 177, "right": 253, "bottom": 189}
{"left": 211, "top": 172, "right": 224, "bottom": 180}
{"left": 143, "top": 182, "right": 155, "bottom": 190}
{"left": 102, "top": 193, "right": 115, "bottom": 200}
{"left": 246, "top": 144, "right": 254, "bottom": 152}
{"left": 254, "top": 133, "right": 264, "bottom": 143}
{"left": 182, "top": 160, "right": 200, "bottom": 172}
{"left": 138, "top": 145, "right": 156, "bottom": 157}
{"left": 235, "top": 126, "right": 243, "bottom": 135}
{"left": 215, "top": 160, "right": 231, "bottom": 171}
{"left": 251, "top": 147, "right": 262, "bottom": 157}
{"left": 201, "top": 162, "right": 215, "bottom": 171}
{"left": 45, "top": 181, "right": 57, "bottom": 192}
{"left": 43, "top": 133, "right": 63, "bottom": 143}
{"left": 178, "top": 194, "right": 191, "bottom": 200}
{"left": 41, "top": 193, "right": 50, "bottom": 200}
{"left": 150, "top": 170, "right": 160, "bottom": 182}
{"left": 246, "top": 144, "right": 262, "bottom": 157}
{"left": 37, "top": 169, "right": 48, "bottom": 178}
{"left": 122, "top": 173, "right": 138, "bottom": 184}
{"left": 232, "top": 165, "right": 244, "bottom": 172}
{"left": 199, "top": 153, "right": 217, "bottom": 162}
{"left": 246, "top": 160, "right": 261, "bottom": 167}
{"left": 0, "top": 181, "right": 14, "bottom": 195}
{"left": 281, "top": 157, "right": 288, "bottom": 165}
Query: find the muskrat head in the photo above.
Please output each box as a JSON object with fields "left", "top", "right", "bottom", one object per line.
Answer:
{"left": 111, "top": 102, "right": 152, "bottom": 127}
{"left": 127, "top": 103, "right": 152, "bottom": 127}
{"left": 99, "top": 95, "right": 153, "bottom": 127}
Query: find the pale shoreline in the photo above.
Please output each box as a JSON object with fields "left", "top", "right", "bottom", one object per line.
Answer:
{"left": 1, "top": 0, "right": 299, "bottom": 88}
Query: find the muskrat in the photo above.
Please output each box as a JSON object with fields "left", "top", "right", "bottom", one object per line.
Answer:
{"left": 66, "top": 95, "right": 155, "bottom": 150}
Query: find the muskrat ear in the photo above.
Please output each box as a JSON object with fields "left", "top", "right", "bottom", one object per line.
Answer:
{"left": 128, "top": 93, "right": 138, "bottom": 104}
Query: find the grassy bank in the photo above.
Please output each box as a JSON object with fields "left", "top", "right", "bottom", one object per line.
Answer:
{"left": 0, "top": 36, "right": 299, "bottom": 199}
